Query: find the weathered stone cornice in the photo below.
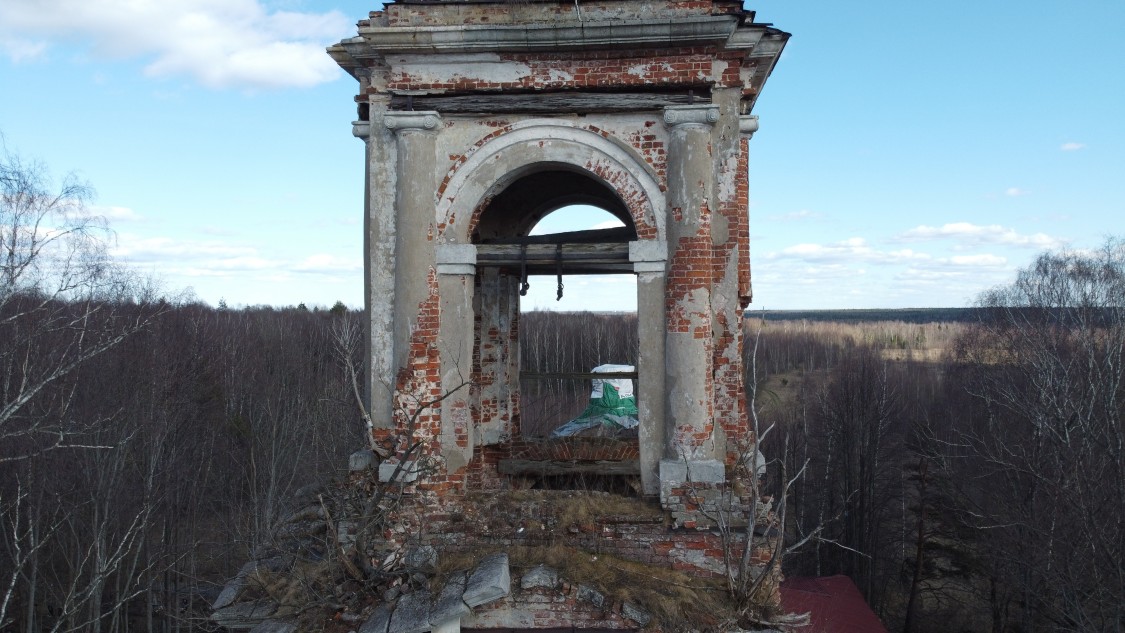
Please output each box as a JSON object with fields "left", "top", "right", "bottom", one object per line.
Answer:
{"left": 351, "top": 16, "right": 740, "bottom": 55}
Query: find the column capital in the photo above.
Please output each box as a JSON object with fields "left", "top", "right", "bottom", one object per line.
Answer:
{"left": 352, "top": 120, "right": 371, "bottom": 140}
{"left": 435, "top": 243, "right": 476, "bottom": 275}
{"left": 384, "top": 111, "right": 442, "bottom": 134}
{"left": 664, "top": 105, "right": 719, "bottom": 130}
{"left": 629, "top": 240, "right": 667, "bottom": 273}
{"left": 739, "top": 114, "right": 760, "bottom": 139}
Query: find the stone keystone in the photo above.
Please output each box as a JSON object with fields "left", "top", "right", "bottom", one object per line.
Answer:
{"left": 462, "top": 552, "right": 511, "bottom": 607}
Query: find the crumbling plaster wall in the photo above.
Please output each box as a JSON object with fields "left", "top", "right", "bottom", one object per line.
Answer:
{"left": 347, "top": 0, "right": 774, "bottom": 500}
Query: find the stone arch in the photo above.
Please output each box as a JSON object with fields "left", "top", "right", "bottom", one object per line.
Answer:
{"left": 435, "top": 120, "right": 666, "bottom": 244}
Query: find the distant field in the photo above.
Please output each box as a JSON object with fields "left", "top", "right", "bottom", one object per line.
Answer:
{"left": 752, "top": 307, "right": 981, "bottom": 324}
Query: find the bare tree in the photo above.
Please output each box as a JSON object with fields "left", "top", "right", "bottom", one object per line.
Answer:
{"left": 0, "top": 143, "right": 160, "bottom": 462}
{"left": 941, "top": 238, "right": 1125, "bottom": 631}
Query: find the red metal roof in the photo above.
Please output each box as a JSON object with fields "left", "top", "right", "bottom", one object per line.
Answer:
{"left": 780, "top": 576, "right": 888, "bottom": 633}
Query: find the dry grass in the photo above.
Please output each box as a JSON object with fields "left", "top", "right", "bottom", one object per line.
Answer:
{"left": 462, "top": 488, "right": 663, "bottom": 531}
{"left": 244, "top": 560, "right": 340, "bottom": 617}
{"left": 426, "top": 490, "right": 738, "bottom": 629}
{"left": 435, "top": 544, "right": 734, "bottom": 631}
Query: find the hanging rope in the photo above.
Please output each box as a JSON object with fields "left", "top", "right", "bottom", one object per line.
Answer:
{"left": 555, "top": 243, "right": 564, "bottom": 301}
{"left": 519, "top": 244, "right": 530, "bottom": 296}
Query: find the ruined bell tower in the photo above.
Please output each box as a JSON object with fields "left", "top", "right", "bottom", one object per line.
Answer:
{"left": 329, "top": 0, "right": 787, "bottom": 503}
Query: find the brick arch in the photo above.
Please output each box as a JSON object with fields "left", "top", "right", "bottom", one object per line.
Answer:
{"left": 434, "top": 120, "right": 666, "bottom": 244}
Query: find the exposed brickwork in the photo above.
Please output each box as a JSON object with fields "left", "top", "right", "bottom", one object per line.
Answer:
{"left": 385, "top": 50, "right": 737, "bottom": 94}
{"left": 388, "top": 267, "right": 443, "bottom": 456}
{"left": 348, "top": 0, "right": 780, "bottom": 560}
{"left": 330, "top": 0, "right": 792, "bottom": 626}
{"left": 451, "top": 122, "right": 663, "bottom": 243}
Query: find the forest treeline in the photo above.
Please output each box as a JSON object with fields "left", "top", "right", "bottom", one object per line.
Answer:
{"left": 2, "top": 268, "right": 1122, "bottom": 632}
{"left": 522, "top": 243, "right": 1125, "bottom": 632}
{"left": 3, "top": 150, "right": 1122, "bottom": 631}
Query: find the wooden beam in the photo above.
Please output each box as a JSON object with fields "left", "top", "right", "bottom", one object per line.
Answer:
{"left": 521, "top": 371, "right": 638, "bottom": 381}
{"left": 498, "top": 459, "right": 641, "bottom": 476}
{"left": 390, "top": 90, "right": 711, "bottom": 114}
{"left": 476, "top": 243, "right": 630, "bottom": 268}
{"left": 480, "top": 227, "right": 634, "bottom": 246}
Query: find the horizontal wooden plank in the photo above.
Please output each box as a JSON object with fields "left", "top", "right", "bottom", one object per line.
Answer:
{"left": 391, "top": 90, "right": 711, "bottom": 114}
{"left": 498, "top": 459, "right": 641, "bottom": 476}
{"left": 476, "top": 243, "right": 630, "bottom": 267}
{"left": 480, "top": 227, "right": 634, "bottom": 246}
{"left": 521, "top": 371, "right": 637, "bottom": 381}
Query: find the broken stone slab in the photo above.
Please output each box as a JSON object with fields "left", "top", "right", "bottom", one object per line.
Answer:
{"left": 211, "top": 600, "right": 278, "bottom": 630}
{"left": 520, "top": 564, "right": 559, "bottom": 590}
{"left": 212, "top": 557, "right": 290, "bottom": 610}
{"left": 463, "top": 552, "right": 511, "bottom": 607}
{"left": 404, "top": 545, "right": 438, "bottom": 572}
{"left": 379, "top": 460, "right": 421, "bottom": 483}
{"left": 213, "top": 561, "right": 259, "bottom": 610}
{"left": 350, "top": 449, "right": 379, "bottom": 472}
{"left": 359, "top": 603, "right": 393, "bottom": 633}
{"left": 388, "top": 589, "right": 434, "bottom": 633}
{"left": 248, "top": 619, "right": 298, "bottom": 633}
{"left": 622, "top": 602, "right": 652, "bottom": 626}
{"left": 431, "top": 571, "right": 470, "bottom": 626}
{"left": 576, "top": 584, "right": 606, "bottom": 609}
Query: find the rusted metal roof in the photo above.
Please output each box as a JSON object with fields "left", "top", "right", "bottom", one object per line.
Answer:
{"left": 780, "top": 576, "right": 888, "bottom": 633}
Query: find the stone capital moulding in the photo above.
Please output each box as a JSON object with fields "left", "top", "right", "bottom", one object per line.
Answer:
{"left": 739, "top": 114, "right": 760, "bottom": 138}
{"left": 629, "top": 240, "right": 668, "bottom": 273}
{"left": 351, "top": 120, "right": 371, "bottom": 139}
{"left": 663, "top": 104, "right": 720, "bottom": 129}
{"left": 383, "top": 111, "right": 442, "bottom": 133}
{"left": 435, "top": 243, "right": 477, "bottom": 276}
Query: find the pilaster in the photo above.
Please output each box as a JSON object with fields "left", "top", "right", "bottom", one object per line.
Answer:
{"left": 662, "top": 105, "right": 719, "bottom": 463}
{"left": 385, "top": 111, "right": 443, "bottom": 429}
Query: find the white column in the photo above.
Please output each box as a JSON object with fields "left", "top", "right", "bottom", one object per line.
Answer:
{"left": 436, "top": 244, "right": 477, "bottom": 477}
{"left": 383, "top": 111, "right": 443, "bottom": 402}
{"left": 631, "top": 240, "right": 667, "bottom": 496}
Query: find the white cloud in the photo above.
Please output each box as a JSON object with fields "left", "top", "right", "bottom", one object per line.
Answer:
{"left": 948, "top": 253, "right": 1006, "bottom": 266}
{"left": 898, "top": 222, "right": 1064, "bottom": 249}
{"left": 1060, "top": 142, "right": 1086, "bottom": 151}
{"left": 1005, "top": 187, "right": 1028, "bottom": 197}
{"left": 89, "top": 204, "right": 143, "bottom": 222}
{"left": 768, "top": 238, "right": 930, "bottom": 264}
{"left": 0, "top": 0, "right": 349, "bottom": 89}
{"left": 113, "top": 235, "right": 259, "bottom": 261}
{"left": 293, "top": 253, "right": 361, "bottom": 273}
{"left": 1, "top": 37, "right": 46, "bottom": 61}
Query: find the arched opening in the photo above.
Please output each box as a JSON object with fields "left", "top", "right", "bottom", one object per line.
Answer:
{"left": 471, "top": 169, "right": 643, "bottom": 494}
{"left": 518, "top": 205, "right": 639, "bottom": 439}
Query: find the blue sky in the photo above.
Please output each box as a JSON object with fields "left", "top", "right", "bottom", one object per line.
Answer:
{"left": 1, "top": 1, "right": 1122, "bottom": 311}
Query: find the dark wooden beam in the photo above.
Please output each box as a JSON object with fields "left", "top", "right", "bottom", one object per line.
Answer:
{"left": 390, "top": 90, "right": 710, "bottom": 114}
{"left": 498, "top": 459, "right": 641, "bottom": 476}
{"left": 480, "top": 227, "right": 634, "bottom": 246}
{"left": 521, "top": 371, "right": 637, "bottom": 381}
{"left": 475, "top": 242, "right": 630, "bottom": 269}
